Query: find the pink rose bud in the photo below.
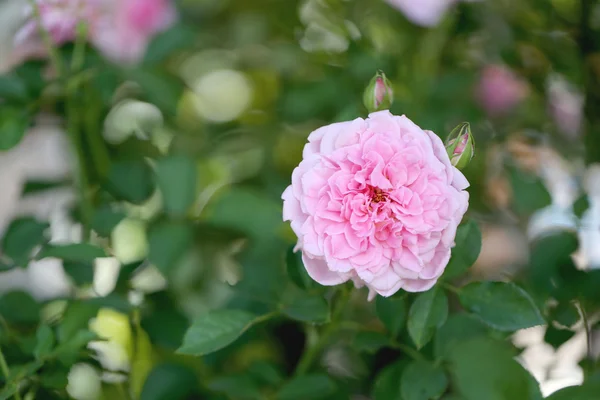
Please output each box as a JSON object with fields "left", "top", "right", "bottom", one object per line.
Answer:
{"left": 282, "top": 111, "right": 470, "bottom": 299}
{"left": 384, "top": 0, "right": 457, "bottom": 27}
{"left": 363, "top": 71, "right": 394, "bottom": 113}
{"left": 476, "top": 65, "right": 529, "bottom": 117}
{"left": 445, "top": 122, "right": 474, "bottom": 170}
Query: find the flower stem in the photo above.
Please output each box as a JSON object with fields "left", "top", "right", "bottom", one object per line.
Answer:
{"left": 390, "top": 340, "right": 426, "bottom": 362}
{"left": 27, "top": 0, "right": 64, "bottom": 77}
{"left": 0, "top": 345, "right": 23, "bottom": 400}
{"left": 294, "top": 286, "right": 351, "bottom": 376}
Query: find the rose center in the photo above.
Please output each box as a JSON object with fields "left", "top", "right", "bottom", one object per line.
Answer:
{"left": 371, "top": 187, "right": 388, "bottom": 203}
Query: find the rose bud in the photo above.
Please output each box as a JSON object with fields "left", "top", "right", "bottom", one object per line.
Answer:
{"left": 363, "top": 71, "right": 394, "bottom": 113}
{"left": 88, "top": 308, "right": 133, "bottom": 374}
{"left": 66, "top": 363, "right": 103, "bottom": 400}
{"left": 445, "top": 122, "right": 474, "bottom": 170}
{"left": 111, "top": 218, "right": 149, "bottom": 265}
{"left": 282, "top": 111, "right": 469, "bottom": 299}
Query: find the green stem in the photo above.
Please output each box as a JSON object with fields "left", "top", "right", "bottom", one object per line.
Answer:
{"left": 442, "top": 282, "right": 461, "bottom": 295}
{"left": 577, "top": 302, "right": 592, "bottom": 359}
{"left": 294, "top": 286, "right": 351, "bottom": 376}
{"left": 70, "top": 22, "right": 88, "bottom": 72}
{"left": 0, "top": 346, "right": 23, "bottom": 400}
{"left": 27, "top": 0, "right": 64, "bottom": 77}
{"left": 390, "top": 340, "right": 427, "bottom": 362}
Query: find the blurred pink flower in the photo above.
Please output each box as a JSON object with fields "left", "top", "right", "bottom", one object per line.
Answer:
{"left": 15, "top": 0, "right": 177, "bottom": 64}
{"left": 384, "top": 0, "right": 458, "bottom": 27}
{"left": 282, "top": 111, "right": 469, "bottom": 299}
{"left": 476, "top": 64, "right": 529, "bottom": 117}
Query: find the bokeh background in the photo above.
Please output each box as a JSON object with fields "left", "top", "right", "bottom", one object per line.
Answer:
{"left": 0, "top": 0, "right": 598, "bottom": 398}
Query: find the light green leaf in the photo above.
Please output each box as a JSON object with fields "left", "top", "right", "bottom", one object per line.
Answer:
{"left": 443, "top": 219, "right": 482, "bottom": 279}
{"left": 177, "top": 309, "right": 258, "bottom": 356}
{"left": 148, "top": 221, "right": 193, "bottom": 275}
{"left": 376, "top": 295, "right": 407, "bottom": 337}
{"left": 2, "top": 217, "right": 48, "bottom": 266}
{"left": 401, "top": 360, "right": 448, "bottom": 400}
{"left": 458, "top": 281, "right": 545, "bottom": 332}
{"left": 282, "top": 293, "right": 330, "bottom": 324}
{"left": 131, "top": 324, "right": 155, "bottom": 399}
{"left": 0, "top": 291, "right": 40, "bottom": 324}
{"left": 155, "top": 155, "right": 197, "bottom": 216}
{"left": 276, "top": 374, "right": 336, "bottom": 400}
{"left": 34, "top": 325, "right": 55, "bottom": 359}
{"left": 407, "top": 287, "right": 448, "bottom": 348}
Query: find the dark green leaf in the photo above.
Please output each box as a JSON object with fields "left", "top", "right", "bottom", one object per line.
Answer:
{"left": 140, "top": 363, "right": 197, "bottom": 400}
{"left": 407, "top": 287, "right": 448, "bottom": 348}
{"left": 155, "top": 155, "right": 197, "bottom": 216}
{"left": 105, "top": 159, "right": 155, "bottom": 204}
{"left": 0, "top": 107, "right": 30, "bottom": 151}
{"left": 52, "top": 330, "right": 97, "bottom": 359}
{"left": 282, "top": 293, "right": 330, "bottom": 323}
{"left": 62, "top": 261, "right": 94, "bottom": 285}
{"left": 177, "top": 309, "right": 258, "bottom": 356}
{"left": 401, "top": 360, "right": 448, "bottom": 400}
{"left": 371, "top": 360, "right": 408, "bottom": 400}
{"left": 143, "top": 25, "right": 195, "bottom": 65}
{"left": 0, "top": 382, "right": 18, "bottom": 400}
{"left": 573, "top": 195, "right": 590, "bottom": 218}
{"left": 0, "top": 74, "right": 28, "bottom": 101}
{"left": 286, "top": 246, "right": 315, "bottom": 290}
{"left": 544, "top": 325, "right": 575, "bottom": 349}
{"left": 248, "top": 361, "right": 284, "bottom": 386}
{"left": 546, "top": 380, "right": 600, "bottom": 400}
{"left": 458, "top": 281, "right": 545, "bottom": 332}
{"left": 148, "top": 221, "right": 193, "bottom": 275}
{"left": 550, "top": 302, "right": 580, "bottom": 328}
{"left": 37, "top": 243, "right": 107, "bottom": 263}
{"left": 507, "top": 166, "right": 552, "bottom": 217}
{"left": 57, "top": 301, "right": 100, "bottom": 342}
{"left": 91, "top": 206, "right": 126, "bottom": 237}
{"left": 2, "top": 217, "right": 48, "bottom": 266}
{"left": 131, "top": 69, "right": 184, "bottom": 117}
{"left": 376, "top": 295, "right": 407, "bottom": 337}
{"left": 209, "top": 374, "right": 263, "bottom": 400}
{"left": 0, "top": 291, "right": 40, "bottom": 324}
{"left": 276, "top": 374, "right": 336, "bottom": 400}
{"left": 40, "top": 369, "right": 69, "bottom": 390}
{"left": 443, "top": 219, "right": 482, "bottom": 279}
{"left": 449, "top": 337, "right": 543, "bottom": 400}
{"left": 434, "top": 313, "right": 488, "bottom": 360}
{"left": 34, "top": 325, "right": 55, "bottom": 359}
{"left": 353, "top": 331, "right": 391, "bottom": 353}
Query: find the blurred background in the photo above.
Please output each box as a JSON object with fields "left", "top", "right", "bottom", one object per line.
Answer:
{"left": 0, "top": 0, "right": 598, "bottom": 398}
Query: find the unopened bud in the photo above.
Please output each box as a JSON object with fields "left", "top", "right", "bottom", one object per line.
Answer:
{"left": 363, "top": 70, "right": 394, "bottom": 113}
{"left": 88, "top": 308, "right": 133, "bottom": 373}
{"left": 66, "top": 363, "right": 102, "bottom": 400}
{"left": 446, "top": 122, "right": 474, "bottom": 170}
{"left": 111, "top": 218, "right": 148, "bottom": 265}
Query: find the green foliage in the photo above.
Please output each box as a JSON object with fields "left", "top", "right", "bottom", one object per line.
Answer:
{"left": 401, "top": 360, "right": 449, "bottom": 400}
{"left": 408, "top": 287, "right": 448, "bottom": 348}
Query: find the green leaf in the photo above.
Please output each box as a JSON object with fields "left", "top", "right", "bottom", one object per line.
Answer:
{"left": 0, "top": 107, "right": 30, "bottom": 151}
{"left": 544, "top": 325, "right": 575, "bottom": 349}
{"left": 105, "top": 159, "right": 155, "bottom": 204}
{"left": 143, "top": 25, "right": 195, "bottom": 65}
{"left": 353, "top": 331, "right": 391, "bottom": 354}
{"left": 131, "top": 324, "right": 155, "bottom": 399}
{"left": 458, "top": 281, "right": 545, "bottom": 332}
{"left": 62, "top": 261, "right": 94, "bottom": 285}
{"left": 91, "top": 206, "right": 126, "bottom": 237}
{"left": 376, "top": 295, "right": 407, "bottom": 337}
{"left": 449, "top": 337, "right": 543, "bottom": 400}
{"left": 507, "top": 165, "right": 551, "bottom": 217}
{"left": 434, "top": 313, "right": 488, "bottom": 360}
{"left": 247, "top": 361, "right": 284, "bottom": 386}
{"left": 131, "top": 69, "right": 184, "bottom": 117}
{"left": 286, "top": 245, "right": 315, "bottom": 290}
{"left": 140, "top": 363, "right": 197, "bottom": 400}
{"left": 0, "top": 291, "right": 40, "bottom": 324}
{"left": 401, "top": 360, "right": 448, "bottom": 400}
{"left": 34, "top": 325, "right": 55, "bottom": 359}
{"left": 177, "top": 309, "right": 258, "bottom": 356}
{"left": 443, "top": 219, "right": 482, "bottom": 279}
{"left": 407, "top": 287, "right": 448, "bottom": 348}
{"left": 2, "top": 217, "right": 48, "bottom": 266}
{"left": 573, "top": 195, "right": 590, "bottom": 218}
{"left": 276, "top": 374, "right": 336, "bottom": 400}
{"left": 550, "top": 302, "right": 580, "bottom": 327}
{"left": 148, "top": 221, "right": 193, "bottom": 275}
{"left": 209, "top": 375, "right": 263, "bottom": 400}
{"left": 0, "top": 382, "right": 18, "bottom": 400}
{"left": 37, "top": 243, "right": 107, "bottom": 263}
{"left": 51, "top": 330, "right": 97, "bottom": 360}
{"left": 371, "top": 360, "right": 408, "bottom": 400}
{"left": 0, "top": 74, "right": 29, "bottom": 101}
{"left": 155, "top": 155, "right": 197, "bottom": 216}
{"left": 282, "top": 293, "right": 330, "bottom": 323}
{"left": 57, "top": 301, "right": 100, "bottom": 342}
{"left": 546, "top": 380, "right": 600, "bottom": 400}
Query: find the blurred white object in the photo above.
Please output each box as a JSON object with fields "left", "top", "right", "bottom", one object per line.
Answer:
{"left": 110, "top": 218, "right": 149, "bottom": 265}
{"left": 191, "top": 69, "right": 253, "bottom": 123}
{"left": 578, "top": 164, "right": 600, "bottom": 269}
{"left": 93, "top": 257, "right": 121, "bottom": 297}
{"left": 130, "top": 265, "right": 167, "bottom": 293}
{"left": 88, "top": 309, "right": 132, "bottom": 374}
{"left": 66, "top": 363, "right": 102, "bottom": 400}
{"left": 547, "top": 74, "right": 583, "bottom": 138}
{"left": 103, "top": 100, "right": 164, "bottom": 145}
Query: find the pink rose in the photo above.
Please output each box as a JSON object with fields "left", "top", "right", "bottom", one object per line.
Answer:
{"left": 282, "top": 111, "right": 469, "bottom": 299}
{"left": 476, "top": 64, "right": 529, "bottom": 117}
{"left": 384, "top": 0, "right": 458, "bottom": 27}
{"left": 15, "top": 0, "right": 176, "bottom": 64}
